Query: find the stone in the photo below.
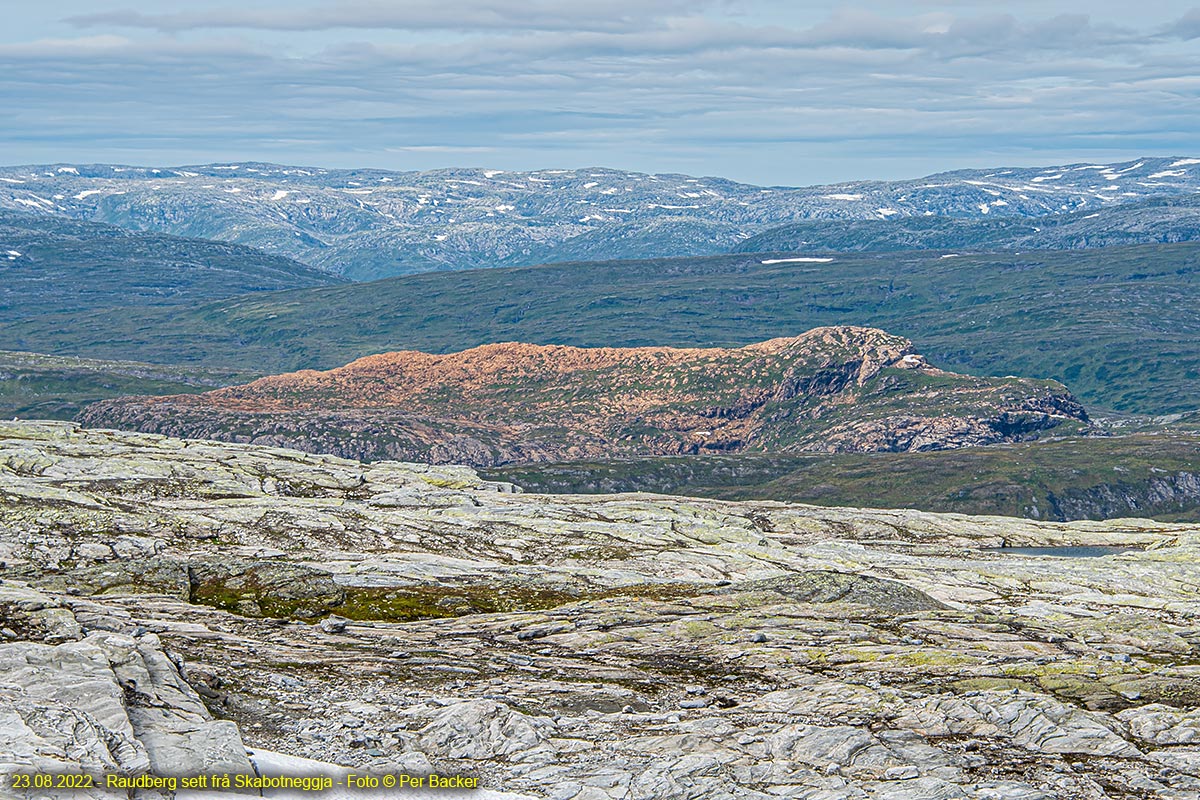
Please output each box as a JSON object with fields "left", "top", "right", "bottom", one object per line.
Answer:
{"left": 1, "top": 422, "right": 1198, "bottom": 799}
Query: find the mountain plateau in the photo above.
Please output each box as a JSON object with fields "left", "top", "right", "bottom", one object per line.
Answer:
{"left": 76, "top": 327, "right": 1086, "bottom": 466}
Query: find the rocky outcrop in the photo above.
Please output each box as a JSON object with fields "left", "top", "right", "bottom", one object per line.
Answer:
{"left": 1049, "top": 470, "right": 1200, "bottom": 520}
{"left": 2, "top": 421, "right": 1199, "bottom": 798}
{"left": 0, "top": 583, "right": 253, "bottom": 793}
{"left": 78, "top": 327, "right": 1087, "bottom": 466}
{"left": 0, "top": 582, "right": 532, "bottom": 799}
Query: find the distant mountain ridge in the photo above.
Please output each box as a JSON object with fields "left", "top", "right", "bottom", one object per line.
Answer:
{"left": 77, "top": 326, "right": 1087, "bottom": 466}
{"left": 736, "top": 194, "right": 1200, "bottom": 255}
{"left": 2, "top": 157, "right": 1198, "bottom": 279}
{"left": 0, "top": 208, "right": 342, "bottom": 322}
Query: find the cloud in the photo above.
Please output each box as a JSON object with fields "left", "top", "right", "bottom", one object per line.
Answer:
{"left": 0, "top": 3, "right": 1191, "bottom": 184}
{"left": 1163, "top": 8, "right": 1200, "bottom": 39}
{"left": 65, "top": 0, "right": 715, "bottom": 34}
{"left": 0, "top": 34, "right": 132, "bottom": 56}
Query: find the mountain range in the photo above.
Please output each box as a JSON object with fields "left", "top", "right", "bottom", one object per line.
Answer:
{"left": 737, "top": 194, "right": 1200, "bottom": 254}
{"left": 3, "top": 157, "right": 1200, "bottom": 279}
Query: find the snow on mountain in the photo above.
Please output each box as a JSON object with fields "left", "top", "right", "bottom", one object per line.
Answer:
{"left": 0, "top": 158, "right": 1197, "bottom": 280}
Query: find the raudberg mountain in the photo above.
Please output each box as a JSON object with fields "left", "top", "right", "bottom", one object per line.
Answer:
{"left": 77, "top": 327, "right": 1087, "bottom": 466}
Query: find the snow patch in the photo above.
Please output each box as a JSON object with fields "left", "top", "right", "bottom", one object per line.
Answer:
{"left": 823, "top": 193, "right": 863, "bottom": 201}
{"left": 271, "top": 190, "right": 291, "bottom": 201}
{"left": 1147, "top": 169, "right": 1186, "bottom": 179}
{"left": 1030, "top": 174, "right": 1062, "bottom": 183}
{"left": 940, "top": 254, "right": 959, "bottom": 259}
{"left": 760, "top": 257, "right": 834, "bottom": 264}
{"left": 0, "top": 178, "right": 25, "bottom": 184}
{"left": 56, "top": 166, "right": 79, "bottom": 174}
{"left": 73, "top": 190, "right": 104, "bottom": 200}
{"left": 483, "top": 170, "right": 504, "bottom": 178}
{"left": 1169, "top": 158, "right": 1200, "bottom": 167}
{"left": 876, "top": 208, "right": 898, "bottom": 217}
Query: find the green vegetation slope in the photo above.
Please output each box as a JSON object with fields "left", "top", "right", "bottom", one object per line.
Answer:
{"left": 4, "top": 243, "right": 1199, "bottom": 414}
{"left": 483, "top": 433, "right": 1200, "bottom": 522}
{"left": 0, "top": 209, "right": 342, "bottom": 322}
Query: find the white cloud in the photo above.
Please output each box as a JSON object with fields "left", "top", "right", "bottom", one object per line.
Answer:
{"left": 1163, "top": 8, "right": 1200, "bottom": 39}
{"left": 65, "top": 0, "right": 715, "bottom": 34}
{"left": 0, "top": 34, "right": 131, "bottom": 56}
{"left": 0, "top": 3, "right": 1188, "bottom": 184}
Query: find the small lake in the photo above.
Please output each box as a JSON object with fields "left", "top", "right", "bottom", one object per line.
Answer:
{"left": 985, "top": 545, "right": 1139, "bottom": 558}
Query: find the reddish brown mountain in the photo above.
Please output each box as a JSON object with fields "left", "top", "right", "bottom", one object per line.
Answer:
{"left": 78, "top": 327, "right": 1087, "bottom": 466}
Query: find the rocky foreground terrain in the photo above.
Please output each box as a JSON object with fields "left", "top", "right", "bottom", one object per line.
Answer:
{"left": 1, "top": 421, "right": 1198, "bottom": 798}
{"left": 77, "top": 327, "right": 1086, "bottom": 466}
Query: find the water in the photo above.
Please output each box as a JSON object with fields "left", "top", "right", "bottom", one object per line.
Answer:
{"left": 986, "top": 545, "right": 1138, "bottom": 558}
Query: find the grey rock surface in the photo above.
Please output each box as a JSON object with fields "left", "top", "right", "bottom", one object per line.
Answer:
{"left": 1, "top": 421, "right": 1198, "bottom": 798}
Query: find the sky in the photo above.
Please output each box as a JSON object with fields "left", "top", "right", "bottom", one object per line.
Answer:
{"left": 2, "top": 1, "right": 1199, "bottom": 185}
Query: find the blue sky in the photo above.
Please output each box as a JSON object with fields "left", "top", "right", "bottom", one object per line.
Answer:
{"left": 2, "top": 1, "right": 1199, "bottom": 184}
